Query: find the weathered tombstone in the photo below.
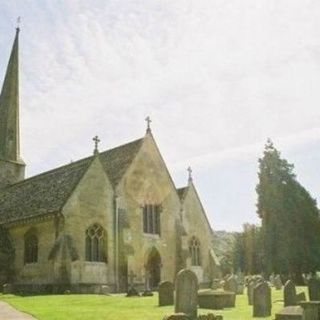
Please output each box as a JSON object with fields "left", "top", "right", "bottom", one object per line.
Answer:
{"left": 308, "top": 277, "right": 320, "bottom": 301}
{"left": 162, "top": 313, "right": 190, "bottom": 320}
{"left": 299, "top": 301, "right": 320, "bottom": 320}
{"left": 126, "top": 270, "right": 140, "bottom": 297}
{"left": 296, "top": 292, "right": 306, "bottom": 303}
{"left": 274, "top": 275, "right": 283, "bottom": 290}
{"left": 275, "top": 306, "right": 303, "bottom": 320}
{"left": 247, "top": 280, "right": 255, "bottom": 305}
{"left": 211, "top": 279, "right": 221, "bottom": 290}
{"left": 253, "top": 281, "right": 271, "bottom": 317}
{"left": 3, "top": 283, "right": 13, "bottom": 294}
{"left": 236, "top": 283, "right": 244, "bottom": 295}
{"left": 142, "top": 270, "right": 153, "bottom": 297}
{"left": 100, "top": 285, "right": 110, "bottom": 295}
{"left": 175, "top": 269, "right": 198, "bottom": 320}
{"left": 269, "top": 274, "right": 275, "bottom": 287}
{"left": 284, "top": 280, "right": 297, "bottom": 307}
{"left": 223, "top": 275, "right": 237, "bottom": 294}
{"left": 159, "top": 281, "right": 174, "bottom": 306}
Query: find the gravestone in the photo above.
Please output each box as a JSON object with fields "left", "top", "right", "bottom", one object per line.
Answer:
{"left": 296, "top": 292, "right": 306, "bottom": 303}
{"left": 308, "top": 277, "right": 320, "bottom": 301}
{"left": 253, "top": 281, "right": 271, "bottom": 317}
{"left": 142, "top": 270, "right": 153, "bottom": 297}
{"left": 300, "top": 301, "right": 320, "bottom": 320}
{"left": 275, "top": 306, "right": 303, "bottom": 320}
{"left": 3, "top": 283, "right": 13, "bottom": 294}
{"left": 100, "top": 285, "right": 110, "bottom": 295}
{"left": 126, "top": 270, "right": 140, "bottom": 297}
{"left": 223, "top": 275, "right": 237, "bottom": 294}
{"left": 274, "top": 275, "right": 283, "bottom": 290}
{"left": 247, "top": 280, "right": 255, "bottom": 305}
{"left": 175, "top": 269, "right": 198, "bottom": 320}
{"left": 284, "top": 280, "right": 297, "bottom": 307}
{"left": 162, "top": 313, "right": 190, "bottom": 320}
{"left": 159, "top": 281, "right": 174, "bottom": 306}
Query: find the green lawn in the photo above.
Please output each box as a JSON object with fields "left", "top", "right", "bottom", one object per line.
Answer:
{"left": 0, "top": 287, "right": 307, "bottom": 320}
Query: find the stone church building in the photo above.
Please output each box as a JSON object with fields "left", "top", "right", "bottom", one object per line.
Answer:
{"left": 0, "top": 28, "right": 220, "bottom": 293}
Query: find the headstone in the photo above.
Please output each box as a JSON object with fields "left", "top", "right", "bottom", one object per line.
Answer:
{"left": 236, "top": 284, "right": 244, "bottom": 295}
{"left": 100, "top": 285, "right": 111, "bottom": 295}
{"left": 126, "top": 270, "right": 140, "bottom": 297}
{"left": 247, "top": 280, "right": 255, "bottom": 305}
{"left": 211, "top": 279, "right": 221, "bottom": 290}
{"left": 223, "top": 275, "right": 237, "bottom": 294}
{"left": 198, "top": 290, "right": 234, "bottom": 309}
{"left": 253, "top": 281, "right": 271, "bottom": 317}
{"left": 142, "top": 270, "right": 153, "bottom": 296}
{"left": 308, "top": 277, "right": 320, "bottom": 301}
{"left": 162, "top": 313, "right": 190, "bottom": 320}
{"left": 274, "top": 275, "right": 283, "bottom": 290}
{"left": 270, "top": 274, "right": 275, "bottom": 287}
{"left": 175, "top": 269, "right": 198, "bottom": 320}
{"left": 296, "top": 292, "right": 306, "bottom": 303}
{"left": 299, "top": 301, "right": 320, "bottom": 320}
{"left": 275, "top": 306, "right": 303, "bottom": 320}
{"left": 3, "top": 283, "right": 13, "bottom": 294}
{"left": 284, "top": 280, "right": 297, "bottom": 307}
{"left": 159, "top": 281, "right": 174, "bottom": 306}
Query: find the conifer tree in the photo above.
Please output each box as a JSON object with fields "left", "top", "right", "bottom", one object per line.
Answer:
{"left": 256, "top": 140, "right": 320, "bottom": 281}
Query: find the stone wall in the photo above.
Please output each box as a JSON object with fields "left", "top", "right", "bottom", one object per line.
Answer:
{"left": 9, "top": 219, "right": 56, "bottom": 285}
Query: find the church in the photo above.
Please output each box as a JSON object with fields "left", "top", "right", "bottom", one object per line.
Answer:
{"left": 0, "top": 28, "right": 220, "bottom": 293}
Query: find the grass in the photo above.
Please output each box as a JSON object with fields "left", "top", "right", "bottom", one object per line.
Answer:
{"left": 0, "top": 287, "right": 307, "bottom": 320}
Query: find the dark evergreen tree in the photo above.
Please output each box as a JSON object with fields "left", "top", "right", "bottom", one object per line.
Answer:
{"left": 256, "top": 139, "right": 320, "bottom": 282}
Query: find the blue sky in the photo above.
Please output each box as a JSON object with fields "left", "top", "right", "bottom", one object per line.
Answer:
{"left": 1, "top": 1, "right": 320, "bottom": 231}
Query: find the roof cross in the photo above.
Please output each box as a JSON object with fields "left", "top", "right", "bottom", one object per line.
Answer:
{"left": 145, "top": 116, "right": 152, "bottom": 133}
{"left": 93, "top": 135, "right": 100, "bottom": 155}
{"left": 187, "top": 166, "right": 193, "bottom": 182}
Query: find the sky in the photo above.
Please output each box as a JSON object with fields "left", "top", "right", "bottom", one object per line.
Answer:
{"left": 0, "top": 1, "right": 320, "bottom": 231}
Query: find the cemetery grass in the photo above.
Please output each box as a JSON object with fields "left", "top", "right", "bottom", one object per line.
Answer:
{"left": 0, "top": 287, "right": 307, "bottom": 320}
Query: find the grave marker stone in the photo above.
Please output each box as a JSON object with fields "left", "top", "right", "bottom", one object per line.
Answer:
{"left": 284, "top": 280, "right": 297, "bottom": 307}
{"left": 175, "top": 269, "right": 198, "bottom": 320}
{"left": 274, "top": 275, "right": 283, "bottom": 290}
{"left": 308, "top": 277, "right": 320, "bottom": 301}
{"left": 159, "top": 281, "right": 174, "bottom": 306}
{"left": 253, "top": 281, "right": 271, "bottom": 317}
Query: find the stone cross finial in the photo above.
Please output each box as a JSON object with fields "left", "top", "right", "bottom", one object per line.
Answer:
{"left": 93, "top": 135, "right": 100, "bottom": 155}
{"left": 145, "top": 116, "right": 152, "bottom": 133}
{"left": 187, "top": 166, "right": 193, "bottom": 182}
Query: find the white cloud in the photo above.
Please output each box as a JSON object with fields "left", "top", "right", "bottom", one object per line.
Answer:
{"left": 1, "top": 0, "right": 320, "bottom": 230}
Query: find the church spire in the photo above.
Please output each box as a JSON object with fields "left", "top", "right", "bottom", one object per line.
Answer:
{"left": 0, "top": 27, "right": 25, "bottom": 187}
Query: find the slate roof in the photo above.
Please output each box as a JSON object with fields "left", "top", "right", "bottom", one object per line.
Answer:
{"left": 0, "top": 138, "right": 144, "bottom": 224}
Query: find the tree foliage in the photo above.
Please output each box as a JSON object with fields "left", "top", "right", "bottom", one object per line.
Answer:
{"left": 233, "top": 224, "right": 263, "bottom": 275}
{"left": 256, "top": 140, "right": 320, "bottom": 278}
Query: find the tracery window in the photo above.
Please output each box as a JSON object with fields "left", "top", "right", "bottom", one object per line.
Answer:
{"left": 142, "top": 204, "right": 161, "bottom": 235}
{"left": 189, "top": 236, "right": 201, "bottom": 266}
{"left": 24, "top": 230, "right": 38, "bottom": 264}
{"left": 85, "top": 224, "right": 107, "bottom": 262}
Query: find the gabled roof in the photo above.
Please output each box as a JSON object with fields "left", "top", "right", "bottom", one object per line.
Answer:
{"left": 0, "top": 137, "right": 144, "bottom": 225}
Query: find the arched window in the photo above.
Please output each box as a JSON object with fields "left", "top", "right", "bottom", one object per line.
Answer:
{"left": 85, "top": 224, "right": 107, "bottom": 262}
{"left": 189, "top": 236, "right": 201, "bottom": 266}
{"left": 24, "top": 230, "right": 38, "bottom": 264}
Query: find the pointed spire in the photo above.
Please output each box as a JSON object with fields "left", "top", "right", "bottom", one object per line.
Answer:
{"left": 0, "top": 26, "right": 23, "bottom": 163}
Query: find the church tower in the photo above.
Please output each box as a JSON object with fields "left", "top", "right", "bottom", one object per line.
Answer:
{"left": 0, "top": 27, "right": 25, "bottom": 188}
